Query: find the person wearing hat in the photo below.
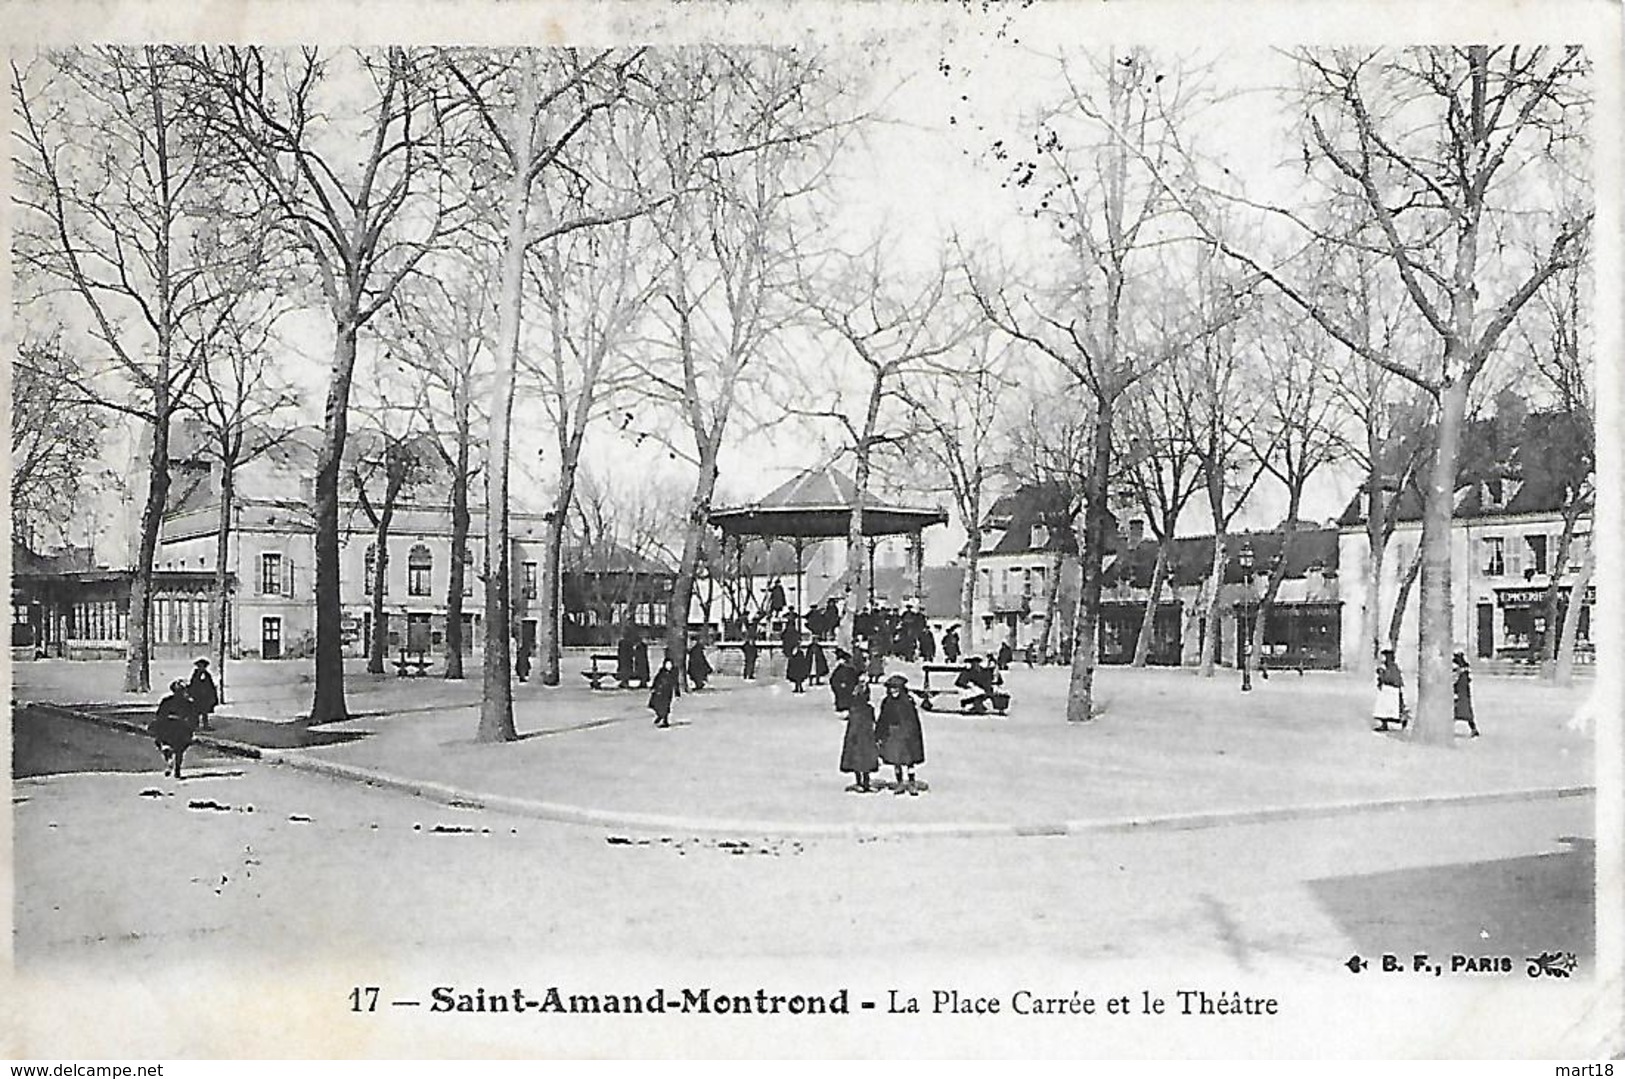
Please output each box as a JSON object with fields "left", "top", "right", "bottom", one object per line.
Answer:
{"left": 149, "top": 680, "right": 200, "bottom": 779}
{"left": 829, "top": 648, "right": 860, "bottom": 712}
{"left": 648, "top": 656, "right": 678, "bottom": 728}
{"left": 941, "top": 625, "right": 961, "bottom": 663}
{"left": 1453, "top": 652, "right": 1479, "bottom": 737}
{"left": 786, "top": 643, "right": 811, "bottom": 693}
{"left": 874, "top": 674, "right": 925, "bottom": 795}
{"left": 1373, "top": 648, "right": 1407, "bottom": 731}
{"left": 188, "top": 658, "right": 219, "bottom": 730}
{"left": 839, "top": 681, "right": 880, "bottom": 792}
{"left": 954, "top": 655, "right": 1003, "bottom": 715}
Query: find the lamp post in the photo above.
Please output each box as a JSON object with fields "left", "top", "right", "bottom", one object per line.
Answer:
{"left": 1238, "top": 541, "right": 1254, "bottom": 692}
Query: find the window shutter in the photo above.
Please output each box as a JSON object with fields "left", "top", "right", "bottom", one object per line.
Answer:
{"left": 284, "top": 558, "right": 295, "bottom": 597}
{"left": 255, "top": 555, "right": 265, "bottom": 595}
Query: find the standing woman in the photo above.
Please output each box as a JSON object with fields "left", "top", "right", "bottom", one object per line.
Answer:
{"left": 839, "top": 682, "right": 880, "bottom": 792}
{"left": 918, "top": 625, "right": 936, "bottom": 664}
{"left": 1453, "top": 652, "right": 1480, "bottom": 737}
{"left": 648, "top": 657, "right": 678, "bottom": 728}
{"left": 874, "top": 674, "right": 925, "bottom": 796}
{"left": 1373, "top": 649, "right": 1406, "bottom": 731}
{"left": 687, "top": 638, "right": 713, "bottom": 691}
{"left": 188, "top": 658, "right": 219, "bottom": 730}
{"left": 786, "top": 644, "right": 811, "bottom": 693}
{"left": 808, "top": 639, "right": 829, "bottom": 685}
{"left": 829, "top": 649, "right": 860, "bottom": 712}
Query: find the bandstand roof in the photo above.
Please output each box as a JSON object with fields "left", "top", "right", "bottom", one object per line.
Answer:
{"left": 709, "top": 467, "right": 948, "bottom": 540}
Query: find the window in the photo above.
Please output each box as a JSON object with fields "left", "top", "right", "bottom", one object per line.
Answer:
{"left": 1481, "top": 537, "right": 1505, "bottom": 577}
{"left": 261, "top": 552, "right": 284, "bottom": 595}
{"left": 408, "top": 544, "right": 433, "bottom": 597}
{"left": 1526, "top": 534, "right": 1548, "bottom": 576}
{"left": 463, "top": 546, "right": 475, "bottom": 596}
{"left": 364, "top": 544, "right": 386, "bottom": 596}
{"left": 522, "top": 561, "right": 538, "bottom": 599}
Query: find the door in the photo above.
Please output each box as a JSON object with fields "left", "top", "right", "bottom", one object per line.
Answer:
{"left": 262, "top": 616, "right": 282, "bottom": 660}
{"left": 1476, "top": 603, "right": 1494, "bottom": 659}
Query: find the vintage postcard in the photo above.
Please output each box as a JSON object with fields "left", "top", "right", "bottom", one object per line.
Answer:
{"left": 3, "top": 0, "right": 1621, "bottom": 1061}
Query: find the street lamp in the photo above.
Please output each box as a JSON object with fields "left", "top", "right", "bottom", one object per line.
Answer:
{"left": 1238, "top": 542, "right": 1254, "bottom": 692}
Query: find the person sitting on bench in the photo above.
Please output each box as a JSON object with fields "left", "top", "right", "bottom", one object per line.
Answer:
{"left": 954, "top": 656, "right": 1009, "bottom": 714}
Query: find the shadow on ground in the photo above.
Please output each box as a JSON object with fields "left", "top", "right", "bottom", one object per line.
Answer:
{"left": 1307, "top": 836, "right": 1595, "bottom": 966}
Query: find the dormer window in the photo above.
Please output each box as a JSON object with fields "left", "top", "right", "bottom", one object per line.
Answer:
{"left": 1030, "top": 524, "right": 1050, "bottom": 550}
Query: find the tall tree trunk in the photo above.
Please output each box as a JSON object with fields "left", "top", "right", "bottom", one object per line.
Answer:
{"left": 1412, "top": 379, "right": 1467, "bottom": 745}
{"left": 123, "top": 408, "right": 171, "bottom": 694}
{"left": 1039, "top": 546, "right": 1065, "bottom": 658}
{"left": 1554, "top": 550, "right": 1591, "bottom": 686}
{"left": 442, "top": 421, "right": 470, "bottom": 680}
{"left": 537, "top": 458, "right": 578, "bottom": 686}
{"left": 310, "top": 315, "right": 359, "bottom": 723}
{"left": 1539, "top": 502, "right": 1582, "bottom": 680}
{"left": 212, "top": 462, "right": 235, "bottom": 702}
{"left": 667, "top": 450, "right": 721, "bottom": 682}
{"left": 1131, "top": 542, "right": 1169, "bottom": 668}
{"left": 960, "top": 483, "right": 979, "bottom": 655}
{"left": 1386, "top": 537, "right": 1424, "bottom": 650}
{"left": 840, "top": 381, "right": 883, "bottom": 646}
{"left": 366, "top": 512, "right": 392, "bottom": 674}
{"left": 477, "top": 131, "right": 533, "bottom": 744}
{"left": 1066, "top": 397, "right": 1111, "bottom": 723}
{"left": 1250, "top": 507, "right": 1300, "bottom": 677}
{"left": 1198, "top": 533, "right": 1228, "bottom": 678}
{"left": 1360, "top": 428, "right": 1386, "bottom": 675}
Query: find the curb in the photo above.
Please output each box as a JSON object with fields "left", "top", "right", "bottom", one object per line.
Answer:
{"left": 29, "top": 700, "right": 1596, "bottom": 840}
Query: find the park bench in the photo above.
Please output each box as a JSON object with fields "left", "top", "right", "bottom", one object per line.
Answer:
{"left": 581, "top": 653, "right": 628, "bottom": 690}
{"left": 393, "top": 649, "right": 431, "bottom": 677}
{"left": 914, "top": 662, "right": 1010, "bottom": 716}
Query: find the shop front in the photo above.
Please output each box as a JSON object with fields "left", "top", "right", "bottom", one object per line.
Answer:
{"left": 1487, "top": 584, "right": 1593, "bottom": 662}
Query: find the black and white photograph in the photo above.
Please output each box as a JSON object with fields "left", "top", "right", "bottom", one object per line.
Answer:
{"left": 4, "top": 0, "right": 1621, "bottom": 1062}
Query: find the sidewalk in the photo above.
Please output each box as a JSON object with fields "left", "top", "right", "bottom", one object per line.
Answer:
{"left": 14, "top": 657, "right": 1595, "bottom": 836}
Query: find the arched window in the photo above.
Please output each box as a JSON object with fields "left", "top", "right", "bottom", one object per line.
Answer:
{"left": 408, "top": 543, "right": 433, "bottom": 597}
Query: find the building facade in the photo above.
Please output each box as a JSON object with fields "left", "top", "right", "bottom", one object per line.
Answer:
{"left": 1337, "top": 479, "right": 1594, "bottom": 665}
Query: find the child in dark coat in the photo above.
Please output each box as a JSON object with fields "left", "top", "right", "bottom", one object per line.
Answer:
{"left": 786, "top": 645, "right": 811, "bottom": 693}
{"left": 149, "top": 680, "right": 199, "bottom": 778}
{"left": 839, "top": 682, "right": 879, "bottom": 792}
{"left": 648, "top": 658, "right": 678, "bottom": 728}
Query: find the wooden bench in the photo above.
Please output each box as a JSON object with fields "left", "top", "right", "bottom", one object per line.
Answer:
{"left": 581, "top": 652, "right": 628, "bottom": 690}
{"left": 914, "top": 662, "right": 1010, "bottom": 715}
{"left": 393, "top": 649, "right": 431, "bottom": 677}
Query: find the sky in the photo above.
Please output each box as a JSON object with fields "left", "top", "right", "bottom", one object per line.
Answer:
{"left": 20, "top": 30, "right": 1577, "bottom": 565}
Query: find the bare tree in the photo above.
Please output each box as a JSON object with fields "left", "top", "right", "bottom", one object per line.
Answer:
{"left": 348, "top": 404, "right": 440, "bottom": 675}
{"left": 1520, "top": 247, "right": 1594, "bottom": 684}
{"left": 443, "top": 47, "right": 659, "bottom": 741}
{"left": 967, "top": 49, "right": 1210, "bottom": 722}
{"left": 1116, "top": 361, "right": 1203, "bottom": 668}
{"left": 191, "top": 306, "right": 300, "bottom": 701}
{"left": 1167, "top": 257, "right": 1271, "bottom": 678}
{"left": 635, "top": 47, "right": 856, "bottom": 671}
{"left": 523, "top": 158, "right": 665, "bottom": 686}
{"left": 1240, "top": 295, "right": 1346, "bottom": 677}
{"left": 13, "top": 47, "right": 272, "bottom": 692}
{"left": 1141, "top": 46, "right": 1590, "bottom": 742}
{"left": 9, "top": 334, "right": 104, "bottom": 550}
{"left": 793, "top": 242, "right": 962, "bottom": 644}
{"left": 382, "top": 257, "right": 495, "bottom": 680}
{"left": 899, "top": 327, "right": 1016, "bottom": 654}
{"left": 195, "top": 46, "right": 462, "bottom": 721}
